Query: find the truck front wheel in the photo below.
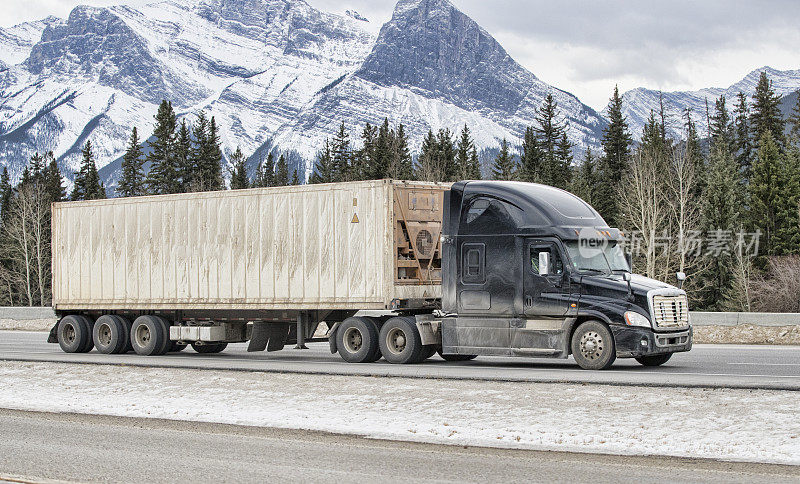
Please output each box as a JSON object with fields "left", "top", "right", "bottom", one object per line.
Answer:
{"left": 379, "top": 317, "right": 423, "bottom": 364}
{"left": 571, "top": 321, "right": 616, "bottom": 370}
{"left": 337, "top": 317, "right": 380, "bottom": 363}
{"left": 635, "top": 353, "right": 672, "bottom": 367}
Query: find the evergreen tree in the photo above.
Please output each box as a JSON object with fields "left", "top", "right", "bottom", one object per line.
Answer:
{"left": 684, "top": 108, "right": 706, "bottom": 198}
{"left": 570, "top": 149, "right": 596, "bottom": 204}
{"left": 274, "top": 154, "right": 289, "bottom": 186}
{"left": 555, "top": 132, "right": 574, "bottom": 187}
{"left": 519, "top": 126, "right": 542, "bottom": 183}
{"left": 415, "top": 130, "right": 441, "bottom": 182}
{"left": 71, "top": 140, "right": 105, "bottom": 200}
{"left": 372, "top": 118, "right": 392, "bottom": 180}
{"left": 204, "top": 116, "right": 224, "bottom": 191}
{"left": 352, "top": 122, "right": 377, "bottom": 181}
{"left": 750, "top": 71, "right": 785, "bottom": 148}
{"left": 534, "top": 93, "right": 571, "bottom": 188}
{"left": 311, "top": 139, "right": 336, "bottom": 184}
{"left": 42, "top": 152, "right": 65, "bottom": 203}
{"left": 331, "top": 122, "right": 352, "bottom": 181}
{"left": 145, "top": 101, "right": 179, "bottom": 194}
{"left": 733, "top": 92, "right": 753, "bottom": 183}
{"left": 174, "top": 120, "right": 192, "bottom": 192}
{"left": 254, "top": 153, "right": 276, "bottom": 188}
{"left": 117, "top": 127, "right": 145, "bottom": 197}
{"left": 749, "top": 131, "right": 799, "bottom": 255}
{"left": 188, "top": 111, "right": 209, "bottom": 191}
{"left": 596, "top": 86, "right": 632, "bottom": 226}
{"left": 229, "top": 146, "right": 248, "bottom": 190}
{"left": 710, "top": 95, "right": 733, "bottom": 151}
{"left": 388, "top": 124, "right": 413, "bottom": 180}
{"left": 699, "top": 144, "right": 741, "bottom": 309}
{"left": 0, "top": 167, "right": 12, "bottom": 219}
{"left": 491, "top": 139, "right": 517, "bottom": 181}
{"left": 437, "top": 128, "right": 457, "bottom": 181}
{"left": 455, "top": 125, "right": 480, "bottom": 180}
{"left": 291, "top": 169, "right": 300, "bottom": 186}
{"left": 788, "top": 94, "right": 800, "bottom": 142}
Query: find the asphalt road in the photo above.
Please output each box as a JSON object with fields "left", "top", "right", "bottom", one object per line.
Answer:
{"left": 1, "top": 331, "right": 799, "bottom": 390}
{"left": 1, "top": 408, "right": 798, "bottom": 483}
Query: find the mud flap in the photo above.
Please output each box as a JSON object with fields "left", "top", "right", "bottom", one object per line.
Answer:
{"left": 248, "top": 322, "right": 291, "bottom": 352}
{"left": 47, "top": 322, "right": 59, "bottom": 343}
{"left": 328, "top": 322, "right": 340, "bottom": 355}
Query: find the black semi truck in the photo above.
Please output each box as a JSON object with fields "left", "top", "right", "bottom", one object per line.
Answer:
{"left": 51, "top": 180, "right": 691, "bottom": 370}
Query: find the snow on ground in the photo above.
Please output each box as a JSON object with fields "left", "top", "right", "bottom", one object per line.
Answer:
{"left": 0, "top": 361, "right": 798, "bottom": 464}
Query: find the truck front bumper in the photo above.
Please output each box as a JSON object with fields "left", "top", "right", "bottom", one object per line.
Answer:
{"left": 611, "top": 325, "right": 692, "bottom": 358}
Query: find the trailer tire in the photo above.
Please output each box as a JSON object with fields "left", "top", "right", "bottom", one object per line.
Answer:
{"left": 191, "top": 342, "right": 228, "bottom": 354}
{"left": 571, "top": 320, "right": 616, "bottom": 370}
{"left": 379, "top": 316, "right": 423, "bottom": 365}
{"left": 57, "top": 315, "right": 92, "bottom": 353}
{"left": 635, "top": 353, "right": 672, "bottom": 367}
{"left": 92, "top": 315, "right": 128, "bottom": 354}
{"left": 437, "top": 350, "right": 477, "bottom": 362}
{"left": 336, "top": 317, "right": 380, "bottom": 363}
{"left": 131, "top": 316, "right": 170, "bottom": 356}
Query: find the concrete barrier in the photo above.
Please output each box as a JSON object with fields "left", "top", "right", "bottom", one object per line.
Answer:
{"left": 691, "top": 312, "right": 800, "bottom": 327}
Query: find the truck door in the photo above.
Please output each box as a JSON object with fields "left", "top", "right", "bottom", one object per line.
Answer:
{"left": 511, "top": 240, "right": 571, "bottom": 355}
{"left": 524, "top": 240, "right": 570, "bottom": 317}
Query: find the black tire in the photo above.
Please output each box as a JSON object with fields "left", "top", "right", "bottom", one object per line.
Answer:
{"left": 57, "top": 315, "right": 92, "bottom": 353}
{"left": 337, "top": 317, "right": 380, "bottom": 363}
{"left": 379, "top": 316, "right": 423, "bottom": 365}
{"left": 419, "top": 345, "right": 437, "bottom": 362}
{"left": 437, "top": 350, "right": 477, "bottom": 362}
{"left": 191, "top": 342, "right": 228, "bottom": 354}
{"left": 571, "top": 320, "right": 616, "bottom": 370}
{"left": 92, "top": 315, "right": 128, "bottom": 354}
{"left": 635, "top": 353, "right": 673, "bottom": 367}
{"left": 169, "top": 341, "right": 188, "bottom": 353}
{"left": 131, "top": 316, "right": 170, "bottom": 356}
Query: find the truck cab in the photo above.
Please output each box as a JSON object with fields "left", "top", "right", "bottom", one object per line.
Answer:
{"left": 437, "top": 180, "right": 691, "bottom": 370}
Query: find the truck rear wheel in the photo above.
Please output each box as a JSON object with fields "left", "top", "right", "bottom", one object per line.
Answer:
{"left": 379, "top": 316, "right": 423, "bottom": 364}
{"left": 131, "top": 316, "right": 170, "bottom": 356}
{"left": 92, "top": 315, "right": 129, "bottom": 354}
{"left": 635, "top": 353, "right": 672, "bottom": 367}
{"left": 571, "top": 321, "right": 616, "bottom": 370}
{"left": 337, "top": 317, "right": 380, "bottom": 363}
{"left": 57, "top": 315, "right": 93, "bottom": 353}
{"left": 191, "top": 342, "right": 228, "bottom": 354}
{"left": 437, "top": 350, "right": 477, "bottom": 362}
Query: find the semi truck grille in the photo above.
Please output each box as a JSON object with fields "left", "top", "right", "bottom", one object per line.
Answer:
{"left": 651, "top": 295, "right": 689, "bottom": 329}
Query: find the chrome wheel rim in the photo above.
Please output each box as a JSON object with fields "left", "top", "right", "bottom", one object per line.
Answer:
{"left": 98, "top": 323, "right": 112, "bottom": 346}
{"left": 343, "top": 327, "right": 363, "bottom": 353}
{"left": 580, "top": 331, "right": 604, "bottom": 360}
{"left": 386, "top": 328, "right": 407, "bottom": 355}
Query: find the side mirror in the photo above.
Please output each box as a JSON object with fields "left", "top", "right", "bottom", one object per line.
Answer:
{"left": 539, "top": 251, "right": 550, "bottom": 276}
{"left": 676, "top": 272, "right": 686, "bottom": 289}
{"left": 622, "top": 272, "right": 632, "bottom": 282}
{"left": 625, "top": 253, "right": 633, "bottom": 272}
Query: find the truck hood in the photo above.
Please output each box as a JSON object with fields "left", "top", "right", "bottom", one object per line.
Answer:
{"left": 578, "top": 273, "right": 679, "bottom": 314}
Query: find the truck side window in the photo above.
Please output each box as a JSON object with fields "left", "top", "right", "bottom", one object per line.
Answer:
{"left": 461, "top": 243, "right": 485, "bottom": 284}
{"left": 530, "top": 246, "right": 563, "bottom": 276}
{"left": 461, "top": 197, "right": 521, "bottom": 235}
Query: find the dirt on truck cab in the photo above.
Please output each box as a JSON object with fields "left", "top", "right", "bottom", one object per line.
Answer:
{"left": 49, "top": 179, "right": 691, "bottom": 370}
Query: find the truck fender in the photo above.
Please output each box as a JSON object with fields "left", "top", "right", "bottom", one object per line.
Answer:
{"left": 414, "top": 314, "right": 441, "bottom": 346}
{"left": 328, "top": 322, "right": 341, "bottom": 355}
{"left": 47, "top": 322, "right": 59, "bottom": 343}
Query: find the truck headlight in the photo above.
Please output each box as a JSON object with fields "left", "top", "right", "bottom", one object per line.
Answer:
{"left": 624, "top": 311, "right": 651, "bottom": 328}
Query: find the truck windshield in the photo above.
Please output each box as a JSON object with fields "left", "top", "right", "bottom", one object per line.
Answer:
{"left": 564, "top": 241, "right": 630, "bottom": 274}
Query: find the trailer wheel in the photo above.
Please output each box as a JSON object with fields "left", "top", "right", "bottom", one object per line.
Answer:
{"left": 336, "top": 317, "right": 380, "bottom": 363}
{"left": 635, "top": 353, "right": 672, "bottom": 367}
{"left": 57, "top": 315, "right": 92, "bottom": 353}
{"left": 379, "top": 316, "right": 423, "bottom": 364}
{"left": 191, "top": 342, "right": 228, "bottom": 354}
{"left": 131, "top": 316, "right": 170, "bottom": 356}
{"left": 92, "top": 315, "right": 128, "bottom": 354}
{"left": 571, "top": 320, "right": 616, "bottom": 370}
{"left": 436, "top": 350, "right": 477, "bottom": 362}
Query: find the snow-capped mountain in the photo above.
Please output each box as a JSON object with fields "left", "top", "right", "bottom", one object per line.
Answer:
{"left": 0, "top": 0, "right": 607, "bottom": 188}
{"left": 613, "top": 66, "right": 800, "bottom": 141}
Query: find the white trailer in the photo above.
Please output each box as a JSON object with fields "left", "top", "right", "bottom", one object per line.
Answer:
{"left": 50, "top": 180, "right": 448, "bottom": 356}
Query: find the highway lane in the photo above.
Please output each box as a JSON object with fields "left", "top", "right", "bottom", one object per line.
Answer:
{"left": 1, "top": 331, "right": 799, "bottom": 390}
{"left": 1, "top": 408, "right": 798, "bottom": 483}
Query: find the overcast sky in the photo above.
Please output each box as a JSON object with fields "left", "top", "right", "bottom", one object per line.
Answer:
{"left": 4, "top": 0, "right": 800, "bottom": 110}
